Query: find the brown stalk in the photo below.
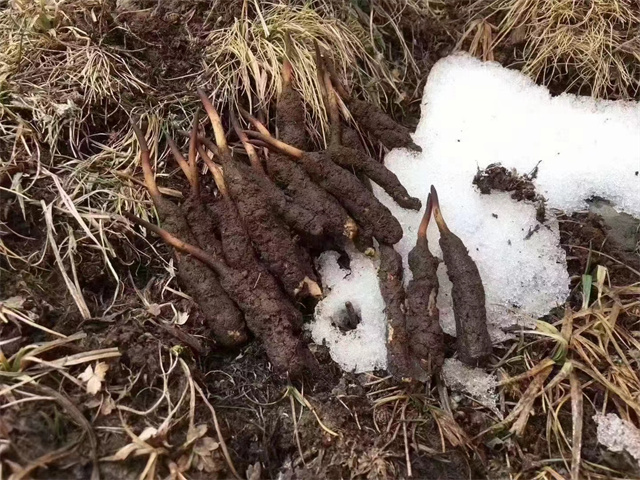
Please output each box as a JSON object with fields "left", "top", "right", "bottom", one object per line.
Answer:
{"left": 418, "top": 193, "right": 433, "bottom": 239}
{"left": 122, "top": 211, "right": 226, "bottom": 276}
{"left": 131, "top": 122, "right": 162, "bottom": 205}
{"left": 239, "top": 107, "right": 271, "bottom": 137}
{"left": 430, "top": 185, "right": 450, "bottom": 234}
{"left": 244, "top": 130, "right": 304, "bottom": 159}
{"left": 230, "top": 110, "right": 265, "bottom": 174}
{"left": 167, "top": 136, "right": 197, "bottom": 190}
{"left": 197, "top": 89, "right": 229, "bottom": 155}
{"left": 188, "top": 110, "right": 200, "bottom": 196}
{"left": 197, "top": 144, "right": 229, "bottom": 199}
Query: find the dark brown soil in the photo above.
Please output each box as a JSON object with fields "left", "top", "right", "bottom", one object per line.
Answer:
{"left": 405, "top": 236, "right": 445, "bottom": 374}
{"left": 559, "top": 211, "right": 640, "bottom": 304}
{"left": 155, "top": 196, "right": 249, "bottom": 348}
{"left": 473, "top": 163, "right": 546, "bottom": 222}
{"left": 295, "top": 151, "right": 404, "bottom": 244}
{"left": 330, "top": 144, "right": 422, "bottom": 210}
{"left": 439, "top": 231, "right": 493, "bottom": 366}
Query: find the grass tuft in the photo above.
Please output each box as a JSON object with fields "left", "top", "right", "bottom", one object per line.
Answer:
{"left": 467, "top": 0, "right": 640, "bottom": 98}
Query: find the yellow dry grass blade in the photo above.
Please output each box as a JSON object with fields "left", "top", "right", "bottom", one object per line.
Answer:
{"left": 201, "top": 3, "right": 403, "bottom": 144}
{"left": 467, "top": 0, "right": 640, "bottom": 99}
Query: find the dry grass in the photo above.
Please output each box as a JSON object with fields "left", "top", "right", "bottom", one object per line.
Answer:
{"left": 487, "top": 268, "right": 640, "bottom": 479}
{"left": 466, "top": 0, "right": 640, "bottom": 98}
{"left": 200, "top": 1, "right": 414, "bottom": 144}
{"left": 2, "top": 1, "right": 640, "bottom": 478}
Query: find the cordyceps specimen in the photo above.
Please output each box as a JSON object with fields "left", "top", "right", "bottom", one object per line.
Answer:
{"left": 197, "top": 90, "right": 321, "bottom": 299}
{"left": 325, "top": 61, "right": 422, "bottom": 153}
{"left": 123, "top": 212, "right": 318, "bottom": 378}
{"left": 316, "top": 50, "right": 422, "bottom": 212}
{"left": 131, "top": 123, "right": 248, "bottom": 348}
{"left": 239, "top": 49, "right": 358, "bottom": 243}
{"left": 431, "top": 186, "right": 493, "bottom": 366}
{"left": 127, "top": 122, "right": 318, "bottom": 377}
{"left": 378, "top": 194, "right": 444, "bottom": 382}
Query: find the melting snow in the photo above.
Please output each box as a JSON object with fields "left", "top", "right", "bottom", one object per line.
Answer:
{"left": 310, "top": 53, "right": 640, "bottom": 373}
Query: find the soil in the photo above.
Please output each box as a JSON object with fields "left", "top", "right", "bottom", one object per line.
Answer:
{"left": 473, "top": 163, "right": 546, "bottom": 222}
{"left": 558, "top": 211, "right": 640, "bottom": 304}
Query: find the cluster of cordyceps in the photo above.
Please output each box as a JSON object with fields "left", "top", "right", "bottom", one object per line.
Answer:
{"left": 125, "top": 45, "right": 492, "bottom": 380}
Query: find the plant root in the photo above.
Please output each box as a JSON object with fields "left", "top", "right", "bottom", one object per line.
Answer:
{"left": 431, "top": 186, "right": 492, "bottom": 366}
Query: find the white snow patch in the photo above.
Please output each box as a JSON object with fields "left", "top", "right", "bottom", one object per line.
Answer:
{"left": 442, "top": 359, "right": 498, "bottom": 410}
{"left": 595, "top": 413, "right": 640, "bottom": 467}
{"left": 310, "top": 246, "right": 387, "bottom": 372}
{"left": 310, "top": 53, "right": 640, "bottom": 373}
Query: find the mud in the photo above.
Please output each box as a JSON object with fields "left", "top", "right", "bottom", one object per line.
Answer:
{"left": 154, "top": 197, "right": 249, "bottom": 348}
{"left": 473, "top": 163, "right": 546, "bottom": 222}
{"left": 559, "top": 212, "right": 640, "bottom": 300}
{"left": 330, "top": 144, "right": 422, "bottom": 210}
{"left": 405, "top": 237, "right": 445, "bottom": 373}
{"left": 295, "top": 151, "right": 404, "bottom": 244}
{"left": 378, "top": 244, "right": 423, "bottom": 381}
{"left": 346, "top": 97, "right": 422, "bottom": 152}
{"left": 439, "top": 232, "right": 493, "bottom": 366}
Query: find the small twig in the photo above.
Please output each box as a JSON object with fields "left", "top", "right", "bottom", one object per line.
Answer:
{"left": 244, "top": 130, "right": 304, "bottom": 159}
{"left": 132, "top": 122, "right": 162, "bottom": 205}
{"left": 198, "top": 89, "right": 229, "bottom": 155}
{"left": 195, "top": 382, "right": 242, "bottom": 480}
{"left": 229, "top": 110, "right": 264, "bottom": 174}
{"left": 121, "top": 212, "right": 227, "bottom": 276}
{"left": 401, "top": 401, "right": 412, "bottom": 478}
{"left": 570, "top": 371, "right": 583, "bottom": 480}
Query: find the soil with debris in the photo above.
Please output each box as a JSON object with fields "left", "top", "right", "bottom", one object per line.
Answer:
{"left": 2, "top": 1, "right": 640, "bottom": 479}
{"left": 473, "top": 163, "right": 547, "bottom": 222}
